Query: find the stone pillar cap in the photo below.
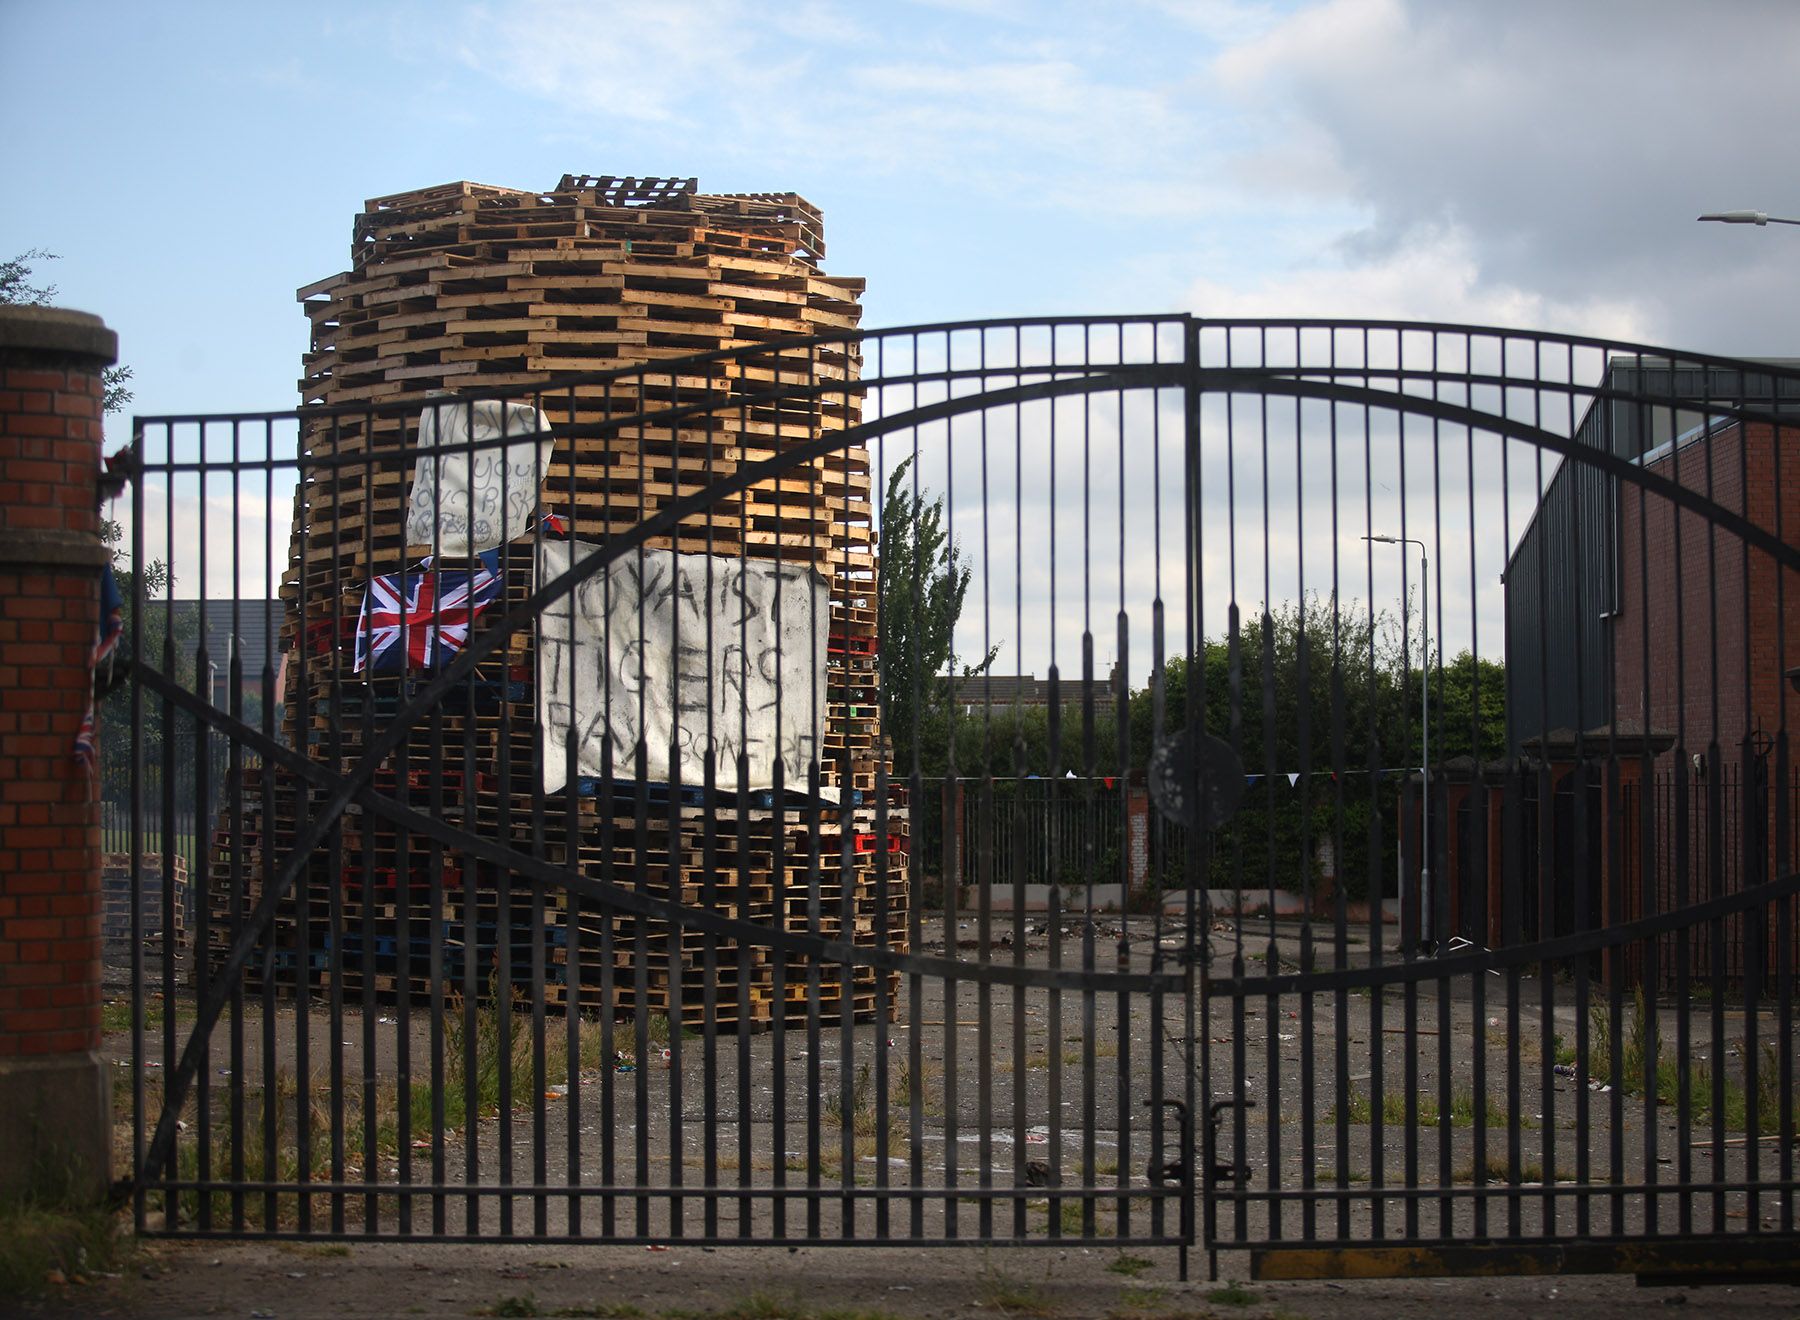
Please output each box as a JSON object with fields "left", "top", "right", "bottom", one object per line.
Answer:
{"left": 0, "top": 305, "right": 117, "bottom": 364}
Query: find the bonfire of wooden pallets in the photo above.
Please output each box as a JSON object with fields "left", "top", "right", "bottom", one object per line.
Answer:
{"left": 205, "top": 175, "right": 903, "bottom": 1027}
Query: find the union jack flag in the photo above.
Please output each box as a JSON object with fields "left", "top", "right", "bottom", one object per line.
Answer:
{"left": 353, "top": 550, "right": 500, "bottom": 673}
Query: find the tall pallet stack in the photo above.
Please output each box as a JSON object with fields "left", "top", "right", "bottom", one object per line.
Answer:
{"left": 207, "top": 175, "right": 903, "bottom": 1026}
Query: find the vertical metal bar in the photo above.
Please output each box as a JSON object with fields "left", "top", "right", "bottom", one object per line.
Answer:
{"left": 237, "top": 421, "right": 279, "bottom": 1233}
{"left": 1774, "top": 411, "right": 1795, "bottom": 1237}
{"left": 275, "top": 418, "right": 309, "bottom": 1237}
{"left": 769, "top": 694, "right": 789, "bottom": 1241}
{"left": 1079, "top": 339, "right": 1099, "bottom": 1236}
{"left": 426, "top": 435, "right": 447, "bottom": 1240}
{"left": 323, "top": 414, "right": 348, "bottom": 1238}
{"left": 871, "top": 388, "right": 895, "bottom": 1238}
{"left": 1628, "top": 385, "right": 1654, "bottom": 1240}
{"left": 1006, "top": 328, "right": 1029, "bottom": 1244}
{"left": 664, "top": 368, "right": 686, "bottom": 1246}
{"left": 962, "top": 357, "right": 994, "bottom": 1246}
{"left": 1287, "top": 326, "right": 1317, "bottom": 1247}
{"left": 394, "top": 417, "right": 416, "bottom": 1240}
{"left": 129, "top": 417, "right": 149, "bottom": 1231}
{"left": 1323, "top": 329, "right": 1352, "bottom": 1243}
{"left": 830, "top": 337, "right": 857, "bottom": 1245}
{"left": 599, "top": 747, "right": 617, "bottom": 1239}
{"left": 358, "top": 409, "right": 380, "bottom": 1235}
{"left": 527, "top": 404, "right": 550, "bottom": 1242}
{"left": 1357, "top": 332, "right": 1386, "bottom": 1244}
{"left": 1669, "top": 377, "right": 1691, "bottom": 1240}
{"left": 699, "top": 376, "right": 720, "bottom": 1244}
{"left": 560, "top": 383, "right": 583, "bottom": 1238}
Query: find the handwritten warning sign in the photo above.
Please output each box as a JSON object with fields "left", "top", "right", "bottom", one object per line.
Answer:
{"left": 404, "top": 399, "right": 553, "bottom": 555}
{"left": 536, "top": 541, "right": 829, "bottom": 794}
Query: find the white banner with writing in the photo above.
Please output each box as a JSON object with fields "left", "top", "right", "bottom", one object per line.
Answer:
{"left": 536, "top": 541, "right": 829, "bottom": 793}
{"left": 405, "top": 399, "right": 553, "bottom": 555}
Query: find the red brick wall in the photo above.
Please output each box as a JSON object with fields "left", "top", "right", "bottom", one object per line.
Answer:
{"left": 0, "top": 327, "right": 111, "bottom": 1060}
{"left": 1611, "top": 419, "right": 1800, "bottom": 985}
{"left": 1610, "top": 421, "right": 1800, "bottom": 756}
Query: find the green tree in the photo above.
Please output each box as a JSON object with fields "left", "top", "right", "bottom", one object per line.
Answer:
{"left": 0, "top": 248, "right": 61, "bottom": 305}
{"left": 877, "top": 455, "right": 994, "bottom": 773}
{"left": 1128, "top": 601, "right": 1506, "bottom": 900}
{"left": 1428, "top": 649, "right": 1507, "bottom": 763}
{"left": 1127, "top": 597, "right": 1408, "bottom": 899}
{"left": 1, "top": 250, "right": 134, "bottom": 412}
{"left": 2, "top": 250, "right": 194, "bottom": 810}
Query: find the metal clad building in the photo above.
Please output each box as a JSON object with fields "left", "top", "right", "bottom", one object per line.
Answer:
{"left": 1504, "top": 356, "right": 1800, "bottom": 754}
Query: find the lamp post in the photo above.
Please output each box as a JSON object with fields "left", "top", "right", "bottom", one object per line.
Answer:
{"left": 1697, "top": 210, "right": 1800, "bottom": 227}
{"left": 1364, "top": 533, "right": 1430, "bottom": 953}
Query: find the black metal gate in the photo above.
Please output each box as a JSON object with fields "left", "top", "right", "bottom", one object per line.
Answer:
{"left": 118, "top": 316, "right": 1800, "bottom": 1278}
{"left": 1189, "top": 322, "right": 1800, "bottom": 1282}
{"left": 119, "top": 317, "right": 1198, "bottom": 1259}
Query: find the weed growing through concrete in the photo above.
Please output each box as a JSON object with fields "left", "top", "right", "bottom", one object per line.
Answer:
{"left": 1106, "top": 1254, "right": 1153, "bottom": 1277}
{"left": 1117, "top": 1284, "right": 1166, "bottom": 1309}
{"left": 0, "top": 1200, "right": 127, "bottom": 1302}
{"left": 129, "top": 983, "right": 614, "bottom": 1230}
{"left": 1204, "top": 1280, "right": 1259, "bottom": 1306}
{"left": 975, "top": 1270, "right": 1055, "bottom": 1314}
{"left": 1586, "top": 988, "right": 1797, "bottom": 1134}
{"left": 1327, "top": 1086, "right": 1532, "bottom": 1131}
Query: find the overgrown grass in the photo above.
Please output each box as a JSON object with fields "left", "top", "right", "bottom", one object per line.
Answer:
{"left": 1450, "top": 1155, "right": 1574, "bottom": 1185}
{"left": 133, "top": 983, "right": 613, "bottom": 1230}
{"left": 1204, "top": 1281, "right": 1258, "bottom": 1306}
{"left": 0, "top": 1201, "right": 127, "bottom": 1302}
{"left": 822, "top": 1062, "right": 907, "bottom": 1151}
{"left": 892, "top": 1056, "right": 943, "bottom": 1119}
{"left": 652, "top": 1297, "right": 901, "bottom": 1320}
{"left": 1588, "top": 988, "right": 1798, "bottom": 1134}
{"left": 975, "top": 1270, "right": 1055, "bottom": 1314}
{"left": 1116, "top": 1284, "right": 1166, "bottom": 1310}
{"left": 1328, "top": 1086, "right": 1534, "bottom": 1131}
{"left": 100, "top": 995, "right": 166, "bottom": 1034}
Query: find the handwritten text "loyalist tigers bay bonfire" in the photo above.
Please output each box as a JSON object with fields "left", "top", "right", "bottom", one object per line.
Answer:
{"left": 536, "top": 542, "right": 829, "bottom": 793}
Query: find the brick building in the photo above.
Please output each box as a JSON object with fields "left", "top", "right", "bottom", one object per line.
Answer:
{"left": 1481, "top": 356, "right": 1800, "bottom": 985}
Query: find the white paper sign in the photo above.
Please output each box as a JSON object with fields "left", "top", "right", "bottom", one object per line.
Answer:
{"left": 405, "top": 399, "right": 553, "bottom": 554}
{"left": 536, "top": 541, "right": 829, "bottom": 794}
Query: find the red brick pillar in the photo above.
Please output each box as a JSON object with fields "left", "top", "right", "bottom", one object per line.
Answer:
{"left": 0, "top": 306, "right": 116, "bottom": 1204}
{"left": 1126, "top": 778, "right": 1150, "bottom": 895}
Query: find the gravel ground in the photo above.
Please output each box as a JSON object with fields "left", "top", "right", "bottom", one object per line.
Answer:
{"left": 63, "top": 915, "right": 1798, "bottom": 1319}
{"left": 16, "top": 1237, "right": 1800, "bottom": 1319}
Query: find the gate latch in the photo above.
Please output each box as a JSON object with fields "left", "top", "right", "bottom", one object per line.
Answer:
{"left": 1203, "top": 1097, "right": 1255, "bottom": 1184}
{"left": 1143, "top": 1097, "right": 1191, "bottom": 1186}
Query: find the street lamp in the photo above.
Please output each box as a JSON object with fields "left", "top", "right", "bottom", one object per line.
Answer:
{"left": 1697, "top": 210, "right": 1800, "bottom": 227}
{"left": 1363, "top": 533, "right": 1431, "bottom": 953}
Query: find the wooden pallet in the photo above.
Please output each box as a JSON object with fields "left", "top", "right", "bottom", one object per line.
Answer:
{"left": 207, "top": 174, "right": 900, "bottom": 1028}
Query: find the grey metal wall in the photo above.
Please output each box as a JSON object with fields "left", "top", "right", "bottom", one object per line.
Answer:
{"left": 1504, "top": 454, "right": 1615, "bottom": 754}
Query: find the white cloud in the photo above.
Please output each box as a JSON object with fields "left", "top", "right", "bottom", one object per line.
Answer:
{"left": 1203, "top": 0, "right": 1800, "bottom": 352}
{"left": 1185, "top": 222, "right": 1653, "bottom": 341}
{"left": 115, "top": 476, "right": 293, "bottom": 603}
{"left": 449, "top": 0, "right": 1225, "bottom": 219}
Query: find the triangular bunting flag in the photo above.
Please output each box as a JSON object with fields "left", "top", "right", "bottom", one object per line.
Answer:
{"left": 1287, "top": 772, "right": 1299, "bottom": 788}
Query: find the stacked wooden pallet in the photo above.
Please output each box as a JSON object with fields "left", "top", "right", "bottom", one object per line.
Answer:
{"left": 102, "top": 852, "right": 188, "bottom": 948}
{"left": 206, "top": 174, "right": 898, "bottom": 1026}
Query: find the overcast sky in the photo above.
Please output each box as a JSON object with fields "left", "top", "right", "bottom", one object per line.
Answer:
{"left": 6, "top": 0, "right": 1799, "bottom": 675}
